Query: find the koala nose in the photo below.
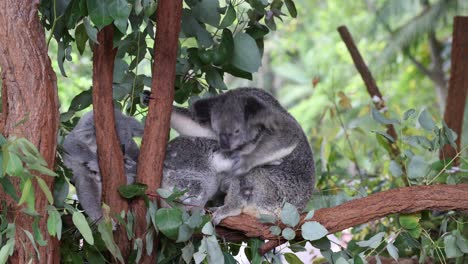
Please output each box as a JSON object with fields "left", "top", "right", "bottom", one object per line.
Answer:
{"left": 219, "top": 134, "right": 230, "bottom": 149}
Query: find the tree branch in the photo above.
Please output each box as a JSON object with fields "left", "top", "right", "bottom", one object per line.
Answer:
{"left": 439, "top": 16, "right": 468, "bottom": 163}
{"left": 92, "top": 25, "right": 130, "bottom": 257}
{"left": 133, "top": 0, "right": 183, "bottom": 262}
{"left": 337, "top": 26, "right": 404, "bottom": 178}
{"left": 214, "top": 184, "right": 468, "bottom": 254}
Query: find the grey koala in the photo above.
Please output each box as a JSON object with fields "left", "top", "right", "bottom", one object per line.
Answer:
{"left": 170, "top": 87, "right": 306, "bottom": 176}
{"left": 62, "top": 109, "right": 144, "bottom": 221}
{"left": 169, "top": 87, "right": 315, "bottom": 224}
{"left": 160, "top": 135, "right": 315, "bottom": 225}
{"left": 160, "top": 136, "right": 232, "bottom": 210}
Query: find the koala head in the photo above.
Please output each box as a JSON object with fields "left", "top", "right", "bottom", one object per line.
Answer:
{"left": 193, "top": 94, "right": 266, "bottom": 151}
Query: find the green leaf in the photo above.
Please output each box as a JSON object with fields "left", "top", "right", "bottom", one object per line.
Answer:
{"left": 182, "top": 242, "right": 194, "bottom": 264}
{"left": 18, "top": 179, "right": 33, "bottom": 205}
{"left": 418, "top": 109, "right": 436, "bottom": 131}
{"left": 386, "top": 242, "right": 399, "bottom": 261}
{"left": 403, "top": 109, "right": 416, "bottom": 120}
{"left": 231, "top": 33, "right": 262, "bottom": 73}
{"left": 83, "top": 17, "right": 99, "bottom": 44}
{"left": 407, "top": 155, "right": 428, "bottom": 179}
{"left": 36, "top": 177, "right": 53, "bottom": 204}
{"left": 176, "top": 224, "right": 194, "bottom": 243}
{"left": 282, "top": 227, "right": 296, "bottom": 240}
{"left": 0, "top": 242, "right": 12, "bottom": 264}
{"left": 259, "top": 214, "right": 277, "bottom": 224}
{"left": 444, "top": 234, "right": 463, "bottom": 258}
{"left": 371, "top": 108, "right": 399, "bottom": 125}
{"left": 356, "top": 232, "right": 385, "bottom": 248}
{"left": 201, "top": 221, "right": 214, "bottom": 236}
{"left": 47, "top": 206, "right": 62, "bottom": 240}
{"left": 219, "top": 4, "right": 236, "bottom": 28}
{"left": 205, "top": 235, "right": 224, "bottom": 264}
{"left": 0, "top": 177, "right": 19, "bottom": 201}
{"left": 6, "top": 152, "right": 23, "bottom": 176}
{"left": 98, "top": 221, "right": 124, "bottom": 263}
{"left": 399, "top": 214, "right": 421, "bottom": 230}
{"left": 223, "top": 252, "right": 237, "bottom": 264}
{"left": 32, "top": 218, "right": 47, "bottom": 246}
{"left": 192, "top": 0, "right": 221, "bottom": 27}
{"left": 72, "top": 211, "right": 94, "bottom": 245}
{"left": 284, "top": 252, "right": 303, "bottom": 264}
{"left": 87, "top": 0, "right": 113, "bottom": 28}
{"left": 30, "top": 164, "right": 57, "bottom": 177}
{"left": 155, "top": 208, "right": 183, "bottom": 240}
{"left": 389, "top": 161, "right": 403, "bottom": 177}
{"left": 23, "top": 229, "right": 40, "bottom": 261}
{"left": 310, "top": 237, "right": 331, "bottom": 250}
{"left": 269, "top": 226, "right": 281, "bottom": 236}
{"left": 281, "top": 202, "right": 300, "bottom": 227}
{"left": 75, "top": 23, "right": 88, "bottom": 55}
{"left": 454, "top": 230, "right": 468, "bottom": 253}
{"left": 109, "top": 0, "right": 131, "bottom": 33}
{"left": 205, "top": 67, "right": 227, "bottom": 90}
{"left": 301, "top": 221, "right": 328, "bottom": 241}
{"left": 304, "top": 210, "right": 315, "bottom": 220}
{"left": 407, "top": 225, "right": 422, "bottom": 238}
{"left": 145, "top": 229, "right": 154, "bottom": 255}
{"left": 284, "top": 0, "right": 297, "bottom": 18}
{"left": 118, "top": 183, "right": 147, "bottom": 199}
{"left": 186, "top": 210, "right": 203, "bottom": 229}
{"left": 68, "top": 88, "right": 92, "bottom": 112}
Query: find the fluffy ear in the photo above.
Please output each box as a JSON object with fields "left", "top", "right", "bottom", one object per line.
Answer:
{"left": 243, "top": 96, "right": 266, "bottom": 121}
{"left": 192, "top": 97, "right": 216, "bottom": 122}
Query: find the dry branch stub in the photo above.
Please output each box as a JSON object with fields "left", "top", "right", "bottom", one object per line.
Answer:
{"left": 216, "top": 184, "right": 468, "bottom": 254}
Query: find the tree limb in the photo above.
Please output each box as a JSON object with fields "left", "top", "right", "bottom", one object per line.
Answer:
{"left": 92, "top": 25, "right": 130, "bottom": 257}
{"left": 214, "top": 184, "right": 468, "bottom": 254}
{"left": 439, "top": 16, "right": 468, "bottom": 163}
{"left": 133, "top": 0, "right": 183, "bottom": 262}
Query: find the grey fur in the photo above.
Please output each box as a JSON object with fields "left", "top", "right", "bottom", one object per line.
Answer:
{"left": 170, "top": 87, "right": 315, "bottom": 224}
{"left": 62, "top": 110, "right": 144, "bottom": 221}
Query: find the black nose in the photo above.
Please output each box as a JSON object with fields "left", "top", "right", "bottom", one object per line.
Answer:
{"left": 219, "top": 134, "right": 230, "bottom": 149}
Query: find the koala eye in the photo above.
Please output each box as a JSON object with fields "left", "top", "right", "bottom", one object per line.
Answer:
{"left": 234, "top": 128, "right": 240, "bottom": 134}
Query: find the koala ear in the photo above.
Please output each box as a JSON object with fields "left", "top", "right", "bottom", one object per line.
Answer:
{"left": 192, "top": 97, "right": 216, "bottom": 122}
{"left": 244, "top": 96, "right": 266, "bottom": 120}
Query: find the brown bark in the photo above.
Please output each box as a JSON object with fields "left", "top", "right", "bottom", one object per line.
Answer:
{"left": 92, "top": 25, "right": 130, "bottom": 259}
{"left": 0, "top": 0, "right": 60, "bottom": 263}
{"left": 337, "top": 26, "right": 398, "bottom": 144}
{"left": 439, "top": 16, "right": 468, "bottom": 164}
{"left": 213, "top": 184, "right": 468, "bottom": 254}
{"left": 133, "top": 0, "right": 183, "bottom": 262}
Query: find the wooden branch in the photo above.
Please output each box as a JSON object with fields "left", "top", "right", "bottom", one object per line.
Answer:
{"left": 439, "top": 16, "right": 468, "bottom": 164}
{"left": 214, "top": 184, "right": 468, "bottom": 254}
{"left": 92, "top": 25, "right": 130, "bottom": 257}
{"left": 133, "top": 0, "right": 183, "bottom": 262}
{"left": 0, "top": 0, "right": 61, "bottom": 262}
{"left": 337, "top": 26, "right": 404, "bottom": 182}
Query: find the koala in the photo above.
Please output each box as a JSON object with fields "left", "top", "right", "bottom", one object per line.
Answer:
{"left": 160, "top": 135, "right": 315, "bottom": 225}
{"left": 170, "top": 87, "right": 306, "bottom": 176}
{"left": 169, "top": 87, "right": 315, "bottom": 224}
{"left": 62, "top": 109, "right": 144, "bottom": 221}
{"left": 160, "top": 136, "right": 232, "bottom": 210}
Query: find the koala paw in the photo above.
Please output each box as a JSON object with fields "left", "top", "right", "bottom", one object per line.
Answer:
{"left": 211, "top": 207, "right": 240, "bottom": 226}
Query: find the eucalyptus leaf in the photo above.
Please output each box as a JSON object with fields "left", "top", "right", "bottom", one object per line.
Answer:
{"left": 118, "top": 183, "right": 147, "bottom": 199}
{"left": 232, "top": 33, "right": 262, "bottom": 73}
{"left": 301, "top": 221, "right": 328, "bottom": 241}
{"left": 407, "top": 155, "right": 428, "bottom": 179}
{"left": 356, "top": 232, "right": 385, "bottom": 248}
{"left": 155, "top": 208, "right": 183, "bottom": 240}
{"left": 444, "top": 234, "right": 463, "bottom": 258}
{"left": 219, "top": 4, "right": 236, "bottom": 28}
{"left": 282, "top": 227, "right": 296, "bottom": 240}
{"left": 192, "top": 0, "right": 221, "bottom": 27}
{"left": 284, "top": 252, "right": 303, "bottom": 264}
{"left": 87, "top": 0, "right": 113, "bottom": 28}
{"left": 371, "top": 108, "right": 399, "bottom": 125}
{"left": 281, "top": 202, "right": 300, "bottom": 227}
{"left": 72, "top": 211, "right": 94, "bottom": 245}
{"left": 269, "top": 226, "right": 281, "bottom": 236}
{"left": 418, "top": 109, "right": 436, "bottom": 131}
{"left": 182, "top": 242, "right": 194, "bottom": 264}
{"left": 386, "top": 243, "right": 399, "bottom": 261}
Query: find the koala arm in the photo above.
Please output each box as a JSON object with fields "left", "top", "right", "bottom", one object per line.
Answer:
{"left": 170, "top": 106, "right": 217, "bottom": 139}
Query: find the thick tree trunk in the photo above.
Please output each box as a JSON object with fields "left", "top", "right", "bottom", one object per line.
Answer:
{"left": 439, "top": 16, "right": 468, "bottom": 163}
{"left": 92, "top": 25, "right": 130, "bottom": 258}
{"left": 133, "top": 0, "right": 183, "bottom": 262}
{"left": 0, "top": 1, "right": 60, "bottom": 263}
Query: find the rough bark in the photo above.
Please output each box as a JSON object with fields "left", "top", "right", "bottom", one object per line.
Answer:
{"left": 213, "top": 184, "right": 468, "bottom": 254}
{"left": 92, "top": 25, "right": 130, "bottom": 258}
{"left": 439, "top": 16, "right": 468, "bottom": 163}
{"left": 133, "top": 0, "right": 183, "bottom": 262}
{"left": 0, "top": 0, "right": 60, "bottom": 263}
